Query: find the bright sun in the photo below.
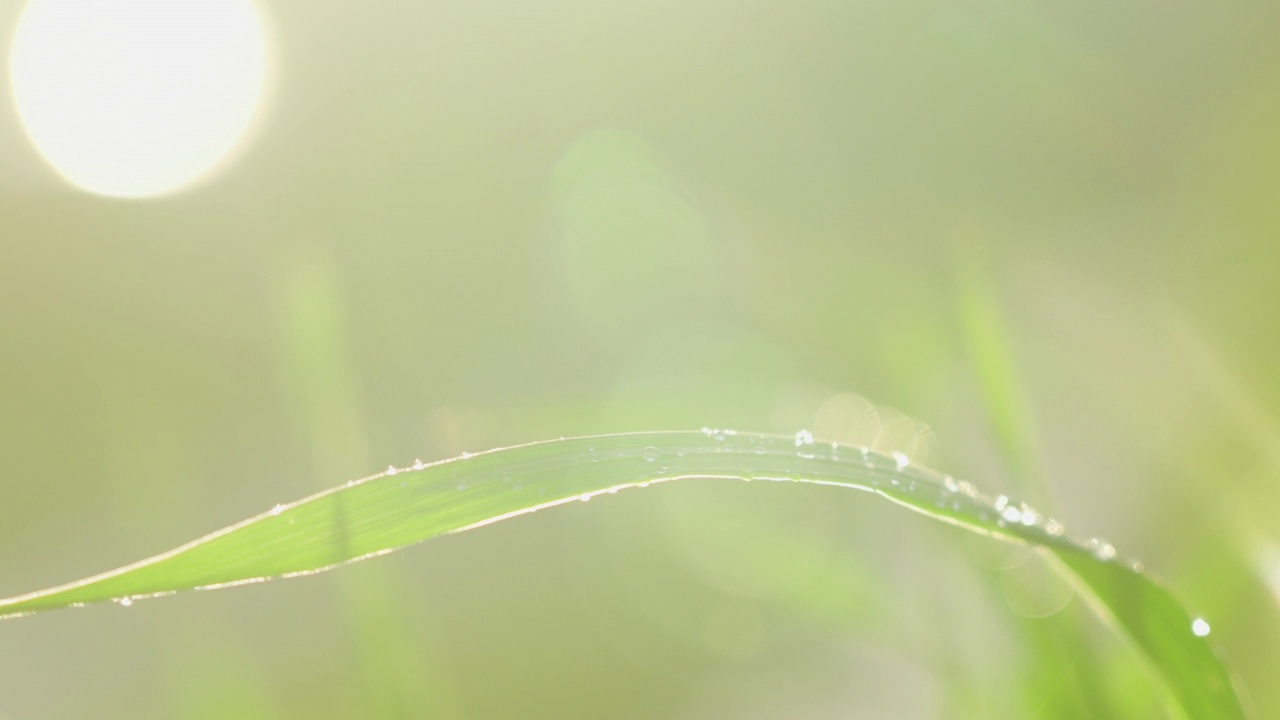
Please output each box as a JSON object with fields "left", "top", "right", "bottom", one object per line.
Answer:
{"left": 9, "top": 0, "right": 268, "bottom": 198}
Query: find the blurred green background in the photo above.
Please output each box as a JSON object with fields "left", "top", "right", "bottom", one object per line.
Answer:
{"left": 3, "top": 0, "right": 1280, "bottom": 717}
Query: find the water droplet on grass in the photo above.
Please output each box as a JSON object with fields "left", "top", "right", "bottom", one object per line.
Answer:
{"left": 1019, "top": 504, "right": 1042, "bottom": 527}
{"left": 1191, "top": 617, "right": 1211, "bottom": 636}
{"left": 1088, "top": 538, "right": 1117, "bottom": 561}
{"left": 794, "top": 430, "right": 815, "bottom": 459}
{"left": 386, "top": 465, "right": 398, "bottom": 476}
{"left": 892, "top": 451, "right": 909, "bottom": 470}
{"left": 642, "top": 446, "right": 658, "bottom": 462}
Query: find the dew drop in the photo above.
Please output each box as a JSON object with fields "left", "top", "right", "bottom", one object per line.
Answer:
{"left": 386, "top": 465, "right": 398, "bottom": 476}
{"left": 1191, "top": 617, "right": 1211, "bottom": 637}
{"left": 642, "top": 446, "right": 659, "bottom": 462}
{"left": 579, "top": 493, "right": 592, "bottom": 502}
{"left": 943, "top": 476, "right": 959, "bottom": 493}
{"left": 269, "top": 504, "right": 286, "bottom": 516}
{"left": 1001, "top": 505, "right": 1022, "bottom": 523}
{"left": 892, "top": 451, "right": 909, "bottom": 470}
{"left": 1019, "top": 504, "right": 1041, "bottom": 527}
{"left": 1044, "top": 518, "right": 1065, "bottom": 536}
{"left": 412, "top": 458, "right": 426, "bottom": 470}
{"left": 116, "top": 597, "right": 133, "bottom": 607}
{"left": 1088, "top": 538, "right": 1117, "bottom": 561}
{"left": 794, "top": 430, "right": 816, "bottom": 459}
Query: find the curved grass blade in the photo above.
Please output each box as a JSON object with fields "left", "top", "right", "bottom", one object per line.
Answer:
{"left": 0, "top": 430, "right": 1247, "bottom": 718}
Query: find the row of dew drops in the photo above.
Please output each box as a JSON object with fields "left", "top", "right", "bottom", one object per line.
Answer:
{"left": 103, "top": 428, "right": 1211, "bottom": 639}
{"left": 360, "top": 426, "right": 1148, "bottom": 579}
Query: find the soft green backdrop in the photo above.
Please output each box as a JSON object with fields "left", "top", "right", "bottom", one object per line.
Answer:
{"left": 2, "top": 0, "right": 1278, "bottom": 717}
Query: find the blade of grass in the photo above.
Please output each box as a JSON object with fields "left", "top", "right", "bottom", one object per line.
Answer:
{"left": 957, "top": 258, "right": 1044, "bottom": 493}
{"left": 956, "top": 259, "right": 1128, "bottom": 717}
{"left": 0, "top": 430, "right": 1246, "bottom": 719}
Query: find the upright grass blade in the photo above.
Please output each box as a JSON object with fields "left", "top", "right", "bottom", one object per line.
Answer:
{"left": 0, "top": 430, "right": 1247, "bottom": 718}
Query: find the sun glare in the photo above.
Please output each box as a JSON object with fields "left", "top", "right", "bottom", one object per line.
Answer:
{"left": 9, "top": 0, "right": 268, "bottom": 198}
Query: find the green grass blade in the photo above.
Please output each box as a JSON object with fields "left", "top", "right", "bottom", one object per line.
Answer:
{"left": 0, "top": 430, "right": 1246, "bottom": 718}
{"left": 957, "top": 260, "right": 1045, "bottom": 492}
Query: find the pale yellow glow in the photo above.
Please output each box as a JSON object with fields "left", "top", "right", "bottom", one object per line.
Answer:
{"left": 9, "top": 0, "right": 267, "bottom": 198}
